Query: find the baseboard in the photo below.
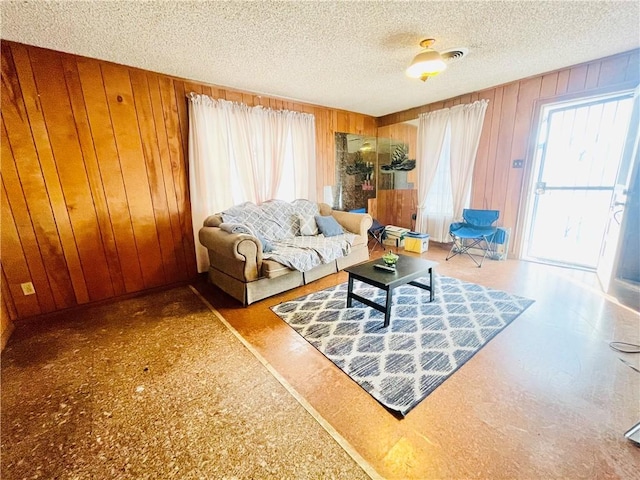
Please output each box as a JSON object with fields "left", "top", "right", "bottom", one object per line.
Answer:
{"left": 610, "top": 278, "right": 640, "bottom": 312}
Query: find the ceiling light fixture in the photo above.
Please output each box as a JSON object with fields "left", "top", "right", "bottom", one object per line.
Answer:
{"left": 406, "top": 38, "right": 447, "bottom": 82}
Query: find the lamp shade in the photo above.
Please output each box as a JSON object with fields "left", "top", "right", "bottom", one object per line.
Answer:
{"left": 406, "top": 41, "right": 447, "bottom": 81}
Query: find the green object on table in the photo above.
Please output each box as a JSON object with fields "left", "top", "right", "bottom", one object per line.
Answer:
{"left": 382, "top": 251, "right": 399, "bottom": 266}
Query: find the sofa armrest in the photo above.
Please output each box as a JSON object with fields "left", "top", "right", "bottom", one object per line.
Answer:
{"left": 198, "top": 227, "right": 262, "bottom": 282}
{"left": 330, "top": 210, "right": 373, "bottom": 237}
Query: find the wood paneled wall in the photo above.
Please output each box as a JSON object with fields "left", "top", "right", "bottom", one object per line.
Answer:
{"left": 368, "top": 190, "right": 417, "bottom": 230}
{"left": 0, "top": 41, "right": 375, "bottom": 323}
{"left": 378, "top": 49, "right": 640, "bottom": 254}
{"left": 4, "top": 39, "right": 634, "bottom": 324}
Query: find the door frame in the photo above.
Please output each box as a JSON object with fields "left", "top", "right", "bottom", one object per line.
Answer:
{"left": 596, "top": 86, "right": 640, "bottom": 289}
{"left": 513, "top": 82, "right": 639, "bottom": 260}
{"left": 603, "top": 88, "right": 640, "bottom": 309}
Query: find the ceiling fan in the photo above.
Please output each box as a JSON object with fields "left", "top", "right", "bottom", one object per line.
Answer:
{"left": 406, "top": 38, "right": 468, "bottom": 82}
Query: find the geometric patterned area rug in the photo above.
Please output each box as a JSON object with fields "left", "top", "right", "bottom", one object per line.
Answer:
{"left": 271, "top": 275, "right": 534, "bottom": 417}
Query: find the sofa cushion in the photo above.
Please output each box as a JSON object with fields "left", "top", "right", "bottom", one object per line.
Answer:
{"left": 315, "top": 215, "right": 344, "bottom": 237}
{"left": 298, "top": 213, "right": 318, "bottom": 236}
{"left": 261, "top": 259, "right": 293, "bottom": 279}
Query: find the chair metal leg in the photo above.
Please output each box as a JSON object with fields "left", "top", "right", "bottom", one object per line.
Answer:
{"left": 445, "top": 236, "right": 463, "bottom": 261}
{"left": 369, "top": 231, "right": 385, "bottom": 253}
{"left": 446, "top": 234, "right": 496, "bottom": 267}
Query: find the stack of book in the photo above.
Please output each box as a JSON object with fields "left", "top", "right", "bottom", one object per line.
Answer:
{"left": 382, "top": 225, "right": 411, "bottom": 248}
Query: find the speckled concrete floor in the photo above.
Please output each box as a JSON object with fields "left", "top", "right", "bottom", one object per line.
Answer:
{"left": 4, "top": 243, "right": 639, "bottom": 479}
{"left": 1, "top": 287, "right": 371, "bottom": 479}
{"left": 195, "top": 243, "right": 640, "bottom": 479}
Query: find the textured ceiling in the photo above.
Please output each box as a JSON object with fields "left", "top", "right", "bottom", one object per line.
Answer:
{"left": 2, "top": 1, "right": 639, "bottom": 117}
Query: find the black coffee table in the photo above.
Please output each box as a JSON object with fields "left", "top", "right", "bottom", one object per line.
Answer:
{"left": 344, "top": 255, "right": 438, "bottom": 328}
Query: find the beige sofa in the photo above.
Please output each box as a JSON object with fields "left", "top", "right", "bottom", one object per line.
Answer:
{"left": 199, "top": 202, "right": 373, "bottom": 305}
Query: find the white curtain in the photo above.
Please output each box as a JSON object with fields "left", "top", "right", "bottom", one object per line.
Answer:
{"left": 415, "top": 109, "right": 450, "bottom": 233}
{"left": 188, "top": 95, "right": 235, "bottom": 272}
{"left": 415, "top": 100, "right": 489, "bottom": 242}
{"left": 226, "top": 102, "right": 260, "bottom": 202}
{"left": 261, "top": 109, "right": 289, "bottom": 201}
{"left": 223, "top": 103, "right": 292, "bottom": 204}
{"left": 246, "top": 107, "right": 291, "bottom": 203}
{"left": 449, "top": 100, "right": 489, "bottom": 219}
{"left": 188, "top": 94, "right": 316, "bottom": 272}
{"left": 422, "top": 131, "right": 455, "bottom": 242}
{"left": 289, "top": 111, "right": 318, "bottom": 201}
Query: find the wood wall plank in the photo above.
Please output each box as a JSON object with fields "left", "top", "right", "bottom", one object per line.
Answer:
{"left": 226, "top": 90, "right": 243, "bottom": 103}
{"left": 585, "top": 63, "right": 601, "bottom": 89}
{"left": 1, "top": 267, "right": 17, "bottom": 351}
{"left": 1, "top": 269, "right": 18, "bottom": 322}
{"left": 540, "top": 72, "right": 559, "bottom": 98}
{"left": 173, "top": 80, "right": 190, "bottom": 174}
{"left": 567, "top": 64, "right": 588, "bottom": 93}
{"left": 555, "top": 69, "right": 571, "bottom": 95}
{"left": 0, "top": 291, "right": 15, "bottom": 351}
{"left": 367, "top": 197, "right": 377, "bottom": 220}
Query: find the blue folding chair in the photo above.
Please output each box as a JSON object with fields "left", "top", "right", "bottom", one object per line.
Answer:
{"left": 446, "top": 209, "right": 500, "bottom": 267}
{"left": 368, "top": 218, "right": 387, "bottom": 252}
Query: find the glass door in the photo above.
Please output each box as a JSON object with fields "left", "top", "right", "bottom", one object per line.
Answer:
{"left": 524, "top": 93, "right": 635, "bottom": 269}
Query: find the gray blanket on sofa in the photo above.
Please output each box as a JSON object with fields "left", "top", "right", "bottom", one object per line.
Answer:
{"left": 221, "top": 199, "right": 355, "bottom": 272}
{"left": 266, "top": 234, "right": 355, "bottom": 272}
